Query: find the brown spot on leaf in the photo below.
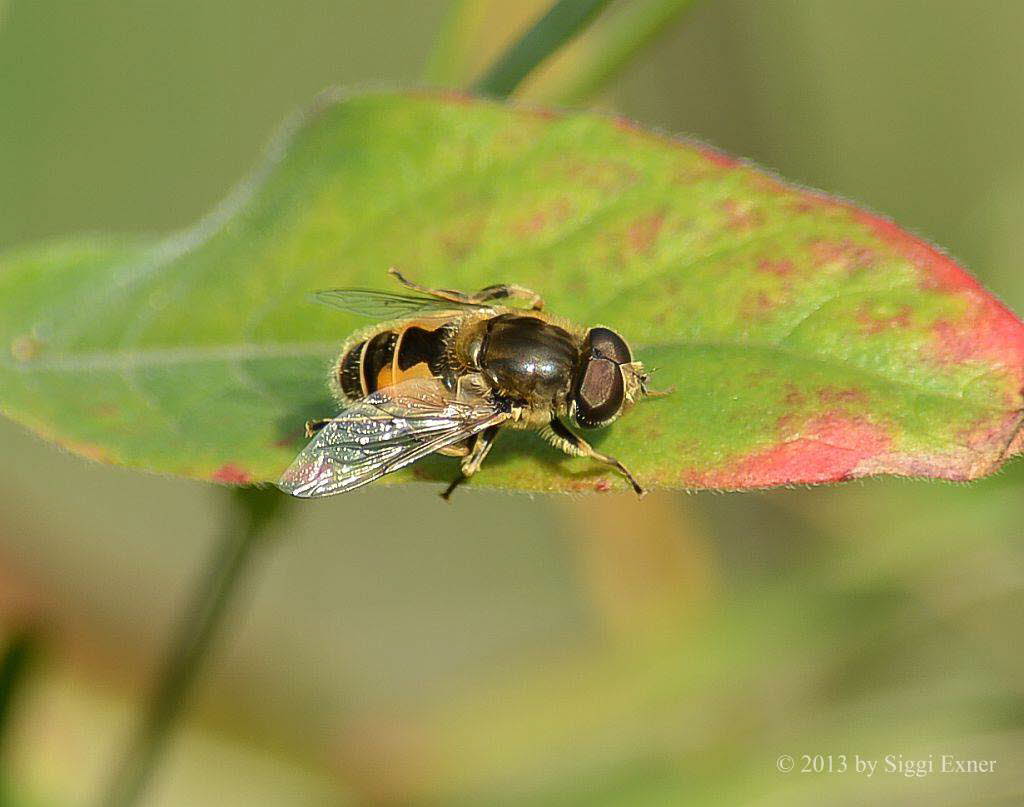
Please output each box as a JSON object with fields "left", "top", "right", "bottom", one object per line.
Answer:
{"left": 515, "top": 212, "right": 546, "bottom": 235}
{"left": 739, "top": 290, "right": 778, "bottom": 319}
{"left": 512, "top": 198, "right": 572, "bottom": 237}
{"left": 756, "top": 258, "right": 795, "bottom": 277}
{"left": 789, "top": 198, "right": 820, "bottom": 214}
{"left": 522, "top": 105, "right": 560, "bottom": 121}
{"left": 933, "top": 317, "right": 987, "bottom": 364}
{"left": 626, "top": 212, "right": 665, "bottom": 255}
{"left": 557, "top": 158, "right": 639, "bottom": 192}
{"left": 440, "top": 216, "right": 486, "bottom": 260}
{"left": 816, "top": 386, "right": 868, "bottom": 406}
{"left": 808, "top": 238, "right": 877, "bottom": 272}
{"left": 856, "top": 303, "right": 912, "bottom": 334}
{"left": 671, "top": 162, "right": 719, "bottom": 183}
{"left": 10, "top": 335, "right": 43, "bottom": 363}
{"left": 211, "top": 463, "right": 252, "bottom": 485}
{"left": 782, "top": 384, "right": 806, "bottom": 407}
{"left": 721, "top": 199, "right": 763, "bottom": 231}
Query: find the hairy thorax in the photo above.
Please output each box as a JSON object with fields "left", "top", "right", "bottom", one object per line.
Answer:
{"left": 459, "top": 313, "right": 579, "bottom": 414}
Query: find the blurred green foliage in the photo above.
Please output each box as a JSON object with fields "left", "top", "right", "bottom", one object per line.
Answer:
{"left": 1, "top": 1, "right": 1023, "bottom": 805}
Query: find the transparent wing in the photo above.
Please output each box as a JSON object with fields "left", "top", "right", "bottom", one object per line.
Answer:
{"left": 313, "top": 288, "right": 488, "bottom": 319}
{"left": 277, "top": 378, "right": 509, "bottom": 498}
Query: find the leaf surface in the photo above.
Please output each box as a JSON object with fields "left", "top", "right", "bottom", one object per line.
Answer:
{"left": 2, "top": 90, "right": 1023, "bottom": 492}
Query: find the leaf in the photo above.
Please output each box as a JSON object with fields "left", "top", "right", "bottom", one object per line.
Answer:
{"left": 2, "top": 90, "right": 1023, "bottom": 493}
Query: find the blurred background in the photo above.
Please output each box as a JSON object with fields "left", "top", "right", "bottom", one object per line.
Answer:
{"left": 2, "top": 1, "right": 1023, "bottom": 804}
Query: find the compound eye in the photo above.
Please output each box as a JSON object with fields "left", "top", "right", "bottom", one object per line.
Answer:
{"left": 587, "top": 327, "right": 631, "bottom": 364}
{"left": 574, "top": 357, "right": 624, "bottom": 428}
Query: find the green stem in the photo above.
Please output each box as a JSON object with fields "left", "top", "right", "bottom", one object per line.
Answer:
{"left": 99, "top": 487, "right": 286, "bottom": 807}
{"left": 544, "top": 0, "right": 704, "bottom": 106}
{"left": 0, "top": 630, "right": 35, "bottom": 805}
{"left": 0, "top": 630, "right": 35, "bottom": 754}
{"left": 472, "top": 0, "right": 616, "bottom": 99}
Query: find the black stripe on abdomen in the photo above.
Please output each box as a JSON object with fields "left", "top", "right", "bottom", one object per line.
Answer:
{"left": 338, "top": 340, "right": 365, "bottom": 400}
{"left": 397, "top": 325, "right": 448, "bottom": 375}
{"left": 364, "top": 331, "right": 398, "bottom": 393}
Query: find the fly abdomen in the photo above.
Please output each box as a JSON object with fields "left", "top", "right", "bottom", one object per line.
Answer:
{"left": 336, "top": 322, "right": 454, "bottom": 402}
{"left": 334, "top": 330, "right": 398, "bottom": 400}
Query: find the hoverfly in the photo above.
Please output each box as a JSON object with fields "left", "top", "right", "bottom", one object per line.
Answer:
{"left": 277, "top": 269, "right": 668, "bottom": 499}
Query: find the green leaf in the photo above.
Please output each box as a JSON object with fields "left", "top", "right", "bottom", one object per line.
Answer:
{"left": 2, "top": 91, "right": 1023, "bottom": 493}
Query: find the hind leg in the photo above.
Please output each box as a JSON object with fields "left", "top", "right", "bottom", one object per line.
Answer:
{"left": 441, "top": 426, "right": 501, "bottom": 500}
{"left": 304, "top": 417, "right": 335, "bottom": 438}
{"left": 389, "top": 268, "right": 544, "bottom": 310}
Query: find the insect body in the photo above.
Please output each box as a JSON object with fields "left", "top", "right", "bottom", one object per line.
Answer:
{"left": 278, "top": 269, "right": 665, "bottom": 499}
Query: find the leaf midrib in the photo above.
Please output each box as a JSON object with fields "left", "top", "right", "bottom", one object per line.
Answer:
{"left": 4, "top": 337, "right": 1009, "bottom": 412}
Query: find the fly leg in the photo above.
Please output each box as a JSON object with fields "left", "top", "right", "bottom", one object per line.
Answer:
{"left": 441, "top": 426, "right": 501, "bottom": 501}
{"left": 542, "top": 419, "right": 646, "bottom": 497}
{"left": 389, "top": 268, "right": 544, "bottom": 311}
{"left": 471, "top": 283, "right": 545, "bottom": 311}
{"left": 304, "top": 417, "right": 336, "bottom": 437}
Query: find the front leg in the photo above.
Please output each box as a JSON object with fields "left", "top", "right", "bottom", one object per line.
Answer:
{"left": 542, "top": 419, "right": 646, "bottom": 497}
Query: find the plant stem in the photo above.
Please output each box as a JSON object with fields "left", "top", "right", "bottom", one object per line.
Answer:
{"left": 0, "top": 630, "right": 35, "bottom": 805}
{"left": 99, "top": 487, "right": 286, "bottom": 807}
{"left": 0, "top": 630, "right": 35, "bottom": 751}
{"left": 537, "top": 0, "right": 704, "bottom": 106}
{"left": 472, "top": 0, "right": 616, "bottom": 99}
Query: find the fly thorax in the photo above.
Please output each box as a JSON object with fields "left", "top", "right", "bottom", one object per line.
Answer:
{"left": 479, "top": 314, "right": 578, "bottom": 403}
